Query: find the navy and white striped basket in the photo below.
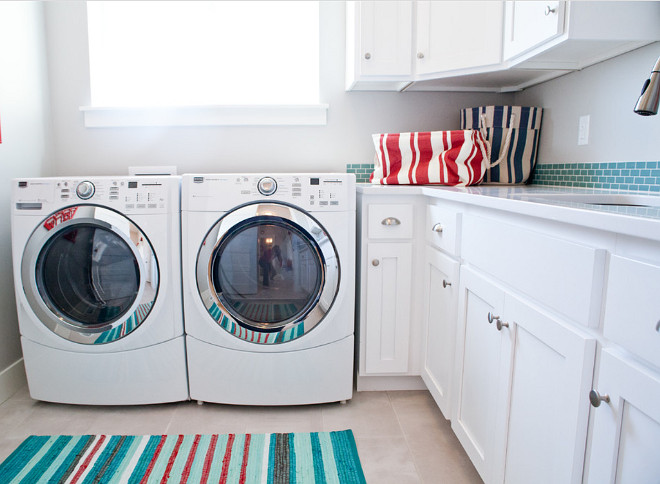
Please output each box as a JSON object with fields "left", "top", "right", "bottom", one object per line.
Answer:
{"left": 460, "top": 106, "right": 543, "bottom": 184}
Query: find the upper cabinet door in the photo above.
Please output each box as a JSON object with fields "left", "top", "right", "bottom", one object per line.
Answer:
{"left": 348, "top": 1, "right": 412, "bottom": 78}
{"left": 416, "top": 1, "right": 503, "bottom": 76}
{"left": 503, "top": 0, "right": 565, "bottom": 61}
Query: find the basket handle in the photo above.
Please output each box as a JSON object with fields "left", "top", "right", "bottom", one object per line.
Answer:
{"left": 480, "top": 113, "right": 515, "bottom": 169}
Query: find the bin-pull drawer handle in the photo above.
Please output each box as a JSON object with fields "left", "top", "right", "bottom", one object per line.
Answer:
{"left": 381, "top": 217, "right": 401, "bottom": 226}
{"left": 432, "top": 223, "right": 444, "bottom": 233}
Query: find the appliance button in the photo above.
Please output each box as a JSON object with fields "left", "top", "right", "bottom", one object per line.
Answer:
{"left": 257, "top": 177, "right": 277, "bottom": 196}
{"left": 76, "top": 181, "right": 95, "bottom": 200}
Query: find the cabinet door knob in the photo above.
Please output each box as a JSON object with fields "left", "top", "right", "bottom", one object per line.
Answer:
{"left": 496, "top": 319, "right": 509, "bottom": 331}
{"left": 432, "top": 223, "right": 443, "bottom": 233}
{"left": 589, "top": 389, "right": 610, "bottom": 408}
{"left": 364, "top": 52, "right": 371, "bottom": 60}
{"left": 545, "top": 5, "right": 557, "bottom": 15}
{"left": 417, "top": 52, "right": 425, "bottom": 59}
{"left": 372, "top": 259, "right": 380, "bottom": 267}
{"left": 487, "top": 312, "right": 500, "bottom": 324}
{"left": 381, "top": 217, "right": 401, "bottom": 226}
{"left": 442, "top": 279, "right": 452, "bottom": 288}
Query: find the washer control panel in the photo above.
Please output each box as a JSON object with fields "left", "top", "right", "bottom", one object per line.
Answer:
{"left": 187, "top": 174, "right": 356, "bottom": 212}
{"left": 13, "top": 176, "right": 177, "bottom": 215}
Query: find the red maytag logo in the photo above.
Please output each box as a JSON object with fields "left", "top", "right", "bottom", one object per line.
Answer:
{"left": 43, "top": 207, "right": 78, "bottom": 230}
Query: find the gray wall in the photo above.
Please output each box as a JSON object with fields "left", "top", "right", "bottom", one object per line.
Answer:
{"left": 43, "top": 1, "right": 513, "bottom": 176}
{"left": 0, "top": 2, "right": 51, "bottom": 378}
{"left": 515, "top": 42, "right": 660, "bottom": 165}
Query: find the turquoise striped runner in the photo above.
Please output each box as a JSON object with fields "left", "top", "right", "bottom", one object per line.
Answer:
{"left": 0, "top": 430, "right": 365, "bottom": 483}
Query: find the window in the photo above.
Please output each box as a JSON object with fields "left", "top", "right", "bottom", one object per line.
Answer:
{"left": 83, "top": 1, "right": 326, "bottom": 126}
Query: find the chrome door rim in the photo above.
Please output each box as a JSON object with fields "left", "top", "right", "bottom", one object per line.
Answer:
{"left": 21, "top": 205, "right": 158, "bottom": 344}
{"left": 196, "top": 202, "right": 340, "bottom": 344}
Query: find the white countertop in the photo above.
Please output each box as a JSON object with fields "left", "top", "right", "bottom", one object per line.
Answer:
{"left": 357, "top": 184, "right": 660, "bottom": 242}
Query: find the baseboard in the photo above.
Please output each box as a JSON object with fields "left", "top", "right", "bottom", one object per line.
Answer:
{"left": 0, "top": 358, "right": 27, "bottom": 404}
{"left": 356, "top": 375, "right": 427, "bottom": 392}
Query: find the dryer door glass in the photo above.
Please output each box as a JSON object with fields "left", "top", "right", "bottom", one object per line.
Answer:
{"left": 36, "top": 224, "right": 140, "bottom": 326}
{"left": 211, "top": 219, "right": 323, "bottom": 330}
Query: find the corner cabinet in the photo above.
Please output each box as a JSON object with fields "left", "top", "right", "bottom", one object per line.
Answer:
{"left": 346, "top": 0, "right": 660, "bottom": 92}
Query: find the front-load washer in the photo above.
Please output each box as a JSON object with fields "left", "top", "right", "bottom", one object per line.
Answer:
{"left": 11, "top": 176, "right": 188, "bottom": 405}
{"left": 182, "top": 173, "right": 355, "bottom": 405}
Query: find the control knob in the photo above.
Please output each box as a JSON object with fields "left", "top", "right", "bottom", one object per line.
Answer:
{"left": 76, "top": 180, "right": 95, "bottom": 200}
{"left": 257, "top": 177, "right": 277, "bottom": 196}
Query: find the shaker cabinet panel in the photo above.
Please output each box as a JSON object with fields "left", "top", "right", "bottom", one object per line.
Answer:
{"left": 363, "top": 242, "right": 413, "bottom": 374}
{"left": 421, "top": 246, "right": 459, "bottom": 418}
{"left": 503, "top": 0, "right": 565, "bottom": 61}
{"left": 585, "top": 349, "right": 660, "bottom": 484}
{"left": 416, "top": 1, "right": 502, "bottom": 75}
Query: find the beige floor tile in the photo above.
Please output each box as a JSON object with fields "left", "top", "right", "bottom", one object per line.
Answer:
{"left": 322, "top": 391, "right": 405, "bottom": 439}
{"left": 0, "top": 386, "right": 482, "bottom": 483}
{"left": 356, "top": 436, "right": 420, "bottom": 483}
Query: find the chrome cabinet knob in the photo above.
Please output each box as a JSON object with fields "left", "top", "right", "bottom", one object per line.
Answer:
{"left": 364, "top": 52, "right": 371, "bottom": 60}
{"left": 381, "top": 217, "right": 401, "bottom": 226}
{"left": 442, "top": 280, "right": 452, "bottom": 288}
{"left": 545, "top": 5, "right": 557, "bottom": 15}
{"left": 432, "top": 223, "right": 443, "bottom": 233}
{"left": 372, "top": 259, "right": 380, "bottom": 267}
{"left": 496, "top": 319, "right": 509, "bottom": 331}
{"left": 589, "top": 390, "right": 610, "bottom": 408}
{"left": 487, "top": 312, "right": 500, "bottom": 324}
{"left": 417, "top": 52, "right": 425, "bottom": 59}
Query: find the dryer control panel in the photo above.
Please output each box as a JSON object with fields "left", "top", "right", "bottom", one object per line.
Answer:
{"left": 12, "top": 176, "right": 179, "bottom": 216}
{"left": 183, "top": 173, "right": 356, "bottom": 213}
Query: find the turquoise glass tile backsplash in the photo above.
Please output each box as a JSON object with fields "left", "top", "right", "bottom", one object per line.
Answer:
{"left": 532, "top": 161, "right": 660, "bottom": 192}
{"left": 346, "top": 163, "right": 374, "bottom": 184}
{"left": 347, "top": 161, "right": 660, "bottom": 191}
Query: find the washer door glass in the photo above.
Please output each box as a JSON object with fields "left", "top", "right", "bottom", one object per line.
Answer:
{"left": 211, "top": 220, "right": 322, "bottom": 330}
{"left": 21, "top": 205, "right": 159, "bottom": 344}
{"left": 36, "top": 224, "right": 139, "bottom": 326}
{"left": 197, "top": 202, "right": 340, "bottom": 344}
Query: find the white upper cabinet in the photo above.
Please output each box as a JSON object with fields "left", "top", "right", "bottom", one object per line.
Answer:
{"left": 346, "top": 0, "right": 660, "bottom": 92}
{"left": 503, "top": 1, "right": 565, "bottom": 61}
{"left": 345, "top": 1, "right": 413, "bottom": 91}
{"left": 415, "top": 1, "right": 502, "bottom": 76}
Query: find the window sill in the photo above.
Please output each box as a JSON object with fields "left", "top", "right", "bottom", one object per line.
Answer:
{"left": 79, "top": 104, "right": 329, "bottom": 127}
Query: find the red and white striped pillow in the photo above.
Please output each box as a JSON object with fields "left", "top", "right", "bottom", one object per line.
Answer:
{"left": 370, "top": 130, "right": 490, "bottom": 186}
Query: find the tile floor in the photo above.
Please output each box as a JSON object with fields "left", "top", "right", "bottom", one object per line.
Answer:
{"left": 0, "top": 387, "right": 481, "bottom": 483}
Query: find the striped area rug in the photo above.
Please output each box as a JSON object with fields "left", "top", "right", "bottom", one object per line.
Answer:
{"left": 0, "top": 431, "right": 365, "bottom": 483}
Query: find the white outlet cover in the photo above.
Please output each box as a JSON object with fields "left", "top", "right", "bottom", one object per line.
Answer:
{"left": 578, "top": 115, "right": 590, "bottom": 146}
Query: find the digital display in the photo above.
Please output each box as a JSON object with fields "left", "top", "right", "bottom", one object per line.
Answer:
{"left": 310, "top": 178, "right": 319, "bottom": 185}
{"left": 128, "top": 181, "right": 138, "bottom": 188}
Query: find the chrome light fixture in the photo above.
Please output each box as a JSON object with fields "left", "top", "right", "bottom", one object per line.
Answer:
{"left": 634, "top": 55, "right": 660, "bottom": 116}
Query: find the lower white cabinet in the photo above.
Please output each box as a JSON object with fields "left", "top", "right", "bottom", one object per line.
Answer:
{"left": 421, "top": 245, "right": 459, "bottom": 418}
{"left": 363, "top": 242, "right": 413, "bottom": 374}
{"left": 585, "top": 349, "right": 660, "bottom": 484}
{"left": 452, "top": 266, "right": 596, "bottom": 484}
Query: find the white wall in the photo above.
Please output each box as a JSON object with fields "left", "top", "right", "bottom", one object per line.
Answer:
{"left": 515, "top": 42, "right": 660, "bottom": 165}
{"left": 0, "top": 1, "right": 52, "bottom": 397}
{"left": 43, "top": 1, "right": 513, "bottom": 176}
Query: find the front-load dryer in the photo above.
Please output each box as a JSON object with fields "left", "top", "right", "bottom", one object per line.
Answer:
{"left": 182, "top": 173, "right": 356, "bottom": 405}
{"left": 11, "top": 176, "right": 188, "bottom": 405}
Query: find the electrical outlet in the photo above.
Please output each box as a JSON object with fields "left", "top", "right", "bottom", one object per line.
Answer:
{"left": 578, "top": 115, "right": 590, "bottom": 145}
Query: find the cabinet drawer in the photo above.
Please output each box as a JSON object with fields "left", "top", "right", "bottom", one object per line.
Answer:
{"left": 368, "top": 204, "right": 414, "bottom": 239}
{"left": 462, "top": 214, "right": 605, "bottom": 327}
{"left": 426, "top": 204, "right": 461, "bottom": 255}
{"left": 603, "top": 256, "right": 660, "bottom": 369}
